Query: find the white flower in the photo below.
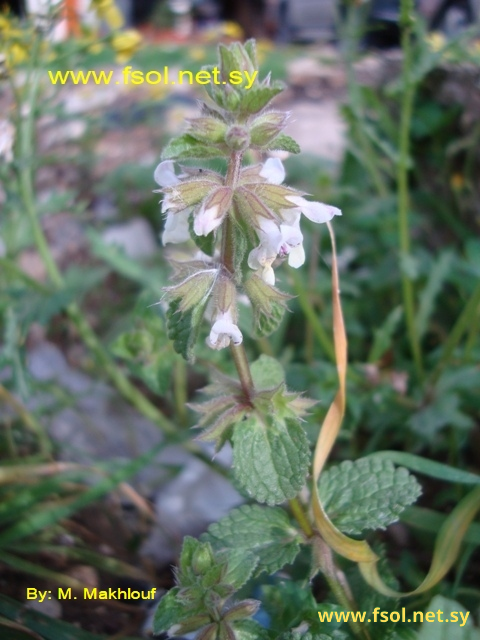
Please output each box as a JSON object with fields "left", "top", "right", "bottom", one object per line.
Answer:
{"left": 208, "top": 310, "right": 243, "bottom": 350}
{"left": 194, "top": 203, "right": 222, "bottom": 237}
{"left": 162, "top": 209, "right": 190, "bottom": 245}
{"left": 154, "top": 161, "right": 191, "bottom": 245}
{"left": 0, "top": 120, "right": 15, "bottom": 163}
{"left": 154, "top": 160, "right": 180, "bottom": 188}
{"left": 259, "top": 157, "right": 285, "bottom": 185}
{"left": 284, "top": 195, "right": 341, "bottom": 224}
{"left": 279, "top": 215, "right": 305, "bottom": 268}
{"left": 248, "top": 218, "right": 282, "bottom": 285}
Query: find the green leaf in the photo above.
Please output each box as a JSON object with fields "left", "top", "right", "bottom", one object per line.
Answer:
{"left": 415, "top": 251, "right": 454, "bottom": 339}
{"left": 416, "top": 595, "right": 479, "bottom": 640}
{"left": 204, "top": 504, "right": 303, "bottom": 575}
{"left": 217, "top": 548, "right": 258, "bottom": 589}
{"left": 267, "top": 133, "right": 301, "bottom": 154}
{"left": 319, "top": 458, "right": 421, "bottom": 535}
{"left": 231, "top": 619, "right": 270, "bottom": 640}
{"left": 153, "top": 587, "right": 195, "bottom": 635}
{"left": 238, "top": 83, "right": 285, "bottom": 114}
{"left": 366, "top": 451, "right": 480, "bottom": 486}
{"left": 250, "top": 355, "right": 285, "bottom": 391}
{"left": 232, "top": 416, "right": 310, "bottom": 505}
{"left": 166, "top": 296, "right": 208, "bottom": 361}
{"left": 161, "top": 134, "right": 228, "bottom": 160}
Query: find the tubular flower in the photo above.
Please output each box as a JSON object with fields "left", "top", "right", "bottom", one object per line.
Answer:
{"left": 154, "top": 160, "right": 226, "bottom": 243}
{"left": 154, "top": 160, "right": 191, "bottom": 245}
{"left": 208, "top": 309, "right": 243, "bottom": 350}
{"left": 0, "top": 119, "right": 15, "bottom": 163}
{"left": 245, "top": 158, "right": 341, "bottom": 283}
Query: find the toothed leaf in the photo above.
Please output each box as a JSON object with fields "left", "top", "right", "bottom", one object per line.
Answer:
{"left": 204, "top": 504, "right": 303, "bottom": 575}
{"left": 232, "top": 416, "right": 309, "bottom": 505}
{"left": 319, "top": 458, "right": 422, "bottom": 535}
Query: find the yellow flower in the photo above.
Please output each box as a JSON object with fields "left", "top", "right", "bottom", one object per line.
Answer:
{"left": 426, "top": 31, "right": 445, "bottom": 52}
{"left": 6, "top": 43, "right": 28, "bottom": 67}
{"left": 111, "top": 29, "right": 142, "bottom": 63}
{"left": 450, "top": 173, "right": 465, "bottom": 190}
{"left": 190, "top": 47, "right": 206, "bottom": 62}
{"left": 222, "top": 21, "right": 243, "bottom": 40}
{"left": 90, "top": 0, "right": 124, "bottom": 30}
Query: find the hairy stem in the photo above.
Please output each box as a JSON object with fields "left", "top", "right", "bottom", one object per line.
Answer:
{"left": 289, "top": 498, "right": 313, "bottom": 538}
{"left": 222, "top": 151, "right": 255, "bottom": 399}
{"left": 398, "top": 0, "right": 424, "bottom": 380}
{"left": 315, "top": 536, "right": 371, "bottom": 640}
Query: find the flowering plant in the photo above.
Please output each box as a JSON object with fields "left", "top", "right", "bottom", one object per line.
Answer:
{"left": 151, "top": 40, "right": 480, "bottom": 640}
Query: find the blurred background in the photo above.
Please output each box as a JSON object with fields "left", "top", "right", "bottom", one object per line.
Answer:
{"left": 1, "top": 0, "right": 480, "bottom": 638}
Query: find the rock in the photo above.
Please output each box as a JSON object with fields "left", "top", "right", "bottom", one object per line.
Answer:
{"left": 285, "top": 100, "right": 346, "bottom": 161}
{"left": 101, "top": 217, "right": 158, "bottom": 259}
{"left": 287, "top": 56, "right": 346, "bottom": 94}
{"left": 26, "top": 596, "right": 62, "bottom": 619}
{"left": 140, "top": 445, "right": 242, "bottom": 565}
{"left": 27, "top": 340, "right": 243, "bottom": 566}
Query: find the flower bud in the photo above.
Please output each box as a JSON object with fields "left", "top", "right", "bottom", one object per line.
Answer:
{"left": 191, "top": 543, "right": 215, "bottom": 575}
{"left": 186, "top": 117, "right": 228, "bottom": 144}
{"left": 225, "top": 125, "right": 250, "bottom": 151}
{"left": 194, "top": 186, "right": 233, "bottom": 236}
{"left": 250, "top": 111, "right": 289, "bottom": 147}
{"left": 165, "top": 269, "right": 218, "bottom": 312}
{"left": 223, "top": 599, "right": 260, "bottom": 622}
{"left": 169, "top": 614, "right": 212, "bottom": 637}
{"left": 196, "top": 623, "right": 218, "bottom": 640}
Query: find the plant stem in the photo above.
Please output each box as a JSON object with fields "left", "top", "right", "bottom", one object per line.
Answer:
{"left": 432, "top": 279, "right": 480, "bottom": 383}
{"left": 315, "top": 536, "right": 371, "bottom": 640}
{"left": 398, "top": 0, "right": 424, "bottom": 380}
{"left": 341, "top": 2, "right": 389, "bottom": 199}
{"left": 289, "top": 498, "right": 313, "bottom": 538}
{"left": 0, "top": 384, "right": 51, "bottom": 457}
{"left": 173, "top": 357, "right": 188, "bottom": 427}
{"left": 221, "top": 151, "right": 255, "bottom": 398}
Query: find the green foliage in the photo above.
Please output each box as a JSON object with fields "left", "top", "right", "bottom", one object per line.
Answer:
{"left": 153, "top": 536, "right": 260, "bottom": 638}
{"left": 162, "top": 133, "right": 229, "bottom": 160}
{"left": 319, "top": 458, "right": 422, "bottom": 535}
{"left": 416, "top": 596, "right": 480, "bottom": 640}
{"left": 204, "top": 504, "right": 303, "bottom": 575}
{"left": 166, "top": 296, "right": 209, "bottom": 361}
{"left": 232, "top": 415, "right": 310, "bottom": 505}
{"left": 267, "top": 133, "right": 301, "bottom": 154}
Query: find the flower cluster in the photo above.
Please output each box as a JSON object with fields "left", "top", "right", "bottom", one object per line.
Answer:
{"left": 155, "top": 40, "right": 341, "bottom": 357}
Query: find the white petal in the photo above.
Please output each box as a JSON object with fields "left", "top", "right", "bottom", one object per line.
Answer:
{"left": 209, "top": 317, "right": 243, "bottom": 348}
{"left": 262, "top": 264, "right": 276, "bottom": 285}
{"left": 161, "top": 209, "right": 191, "bottom": 245}
{"left": 193, "top": 204, "right": 222, "bottom": 236}
{"left": 287, "top": 243, "right": 305, "bottom": 268}
{"left": 154, "top": 160, "right": 179, "bottom": 187}
{"left": 280, "top": 222, "right": 303, "bottom": 247}
{"left": 161, "top": 192, "right": 176, "bottom": 213}
{"left": 286, "top": 195, "right": 342, "bottom": 223}
{"left": 259, "top": 157, "right": 285, "bottom": 185}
